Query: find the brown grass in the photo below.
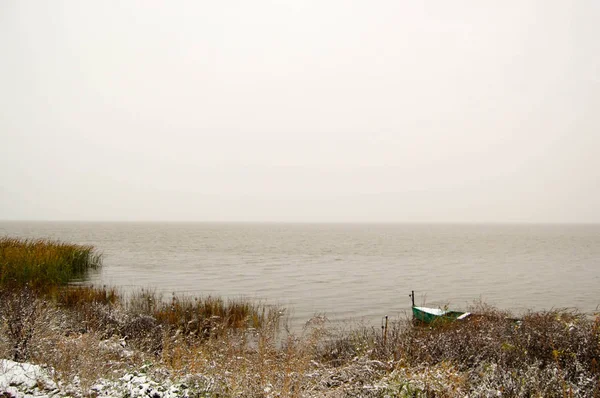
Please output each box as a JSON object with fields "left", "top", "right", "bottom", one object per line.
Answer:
{"left": 54, "top": 285, "right": 120, "bottom": 308}
{"left": 126, "top": 289, "right": 278, "bottom": 337}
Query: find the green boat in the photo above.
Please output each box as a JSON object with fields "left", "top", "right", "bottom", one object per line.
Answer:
{"left": 409, "top": 291, "right": 470, "bottom": 324}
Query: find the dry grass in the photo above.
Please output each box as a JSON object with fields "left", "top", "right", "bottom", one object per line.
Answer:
{"left": 126, "top": 289, "right": 278, "bottom": 336}
{"left": 54, "top": 285, "right": 120, "bottom": 308}
{"left": 1, "top": 284, "right": 599, "bottom": 397}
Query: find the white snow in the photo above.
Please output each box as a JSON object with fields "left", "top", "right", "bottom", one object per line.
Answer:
{"left": 413, "top": 306, "right": 447, "bottom": 316}
{"left": 0, "top": 359, "right": 213, "bottom": 397}
{"left": 0, "top": 359, "right": 57, "bottom": 395}
{"left": 457, "top": 312, "right": 471, "bottom": 320}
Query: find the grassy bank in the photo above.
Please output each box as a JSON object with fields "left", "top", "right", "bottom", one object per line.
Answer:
{"left": 1, "top": 286, "right": 598, "bottom": 396}
{"left": 0, "top": 238, "right": 599, "bottom": 396}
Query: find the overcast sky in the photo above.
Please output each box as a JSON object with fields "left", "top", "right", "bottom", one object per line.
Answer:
{"left": 1, "top": 1, "right": 598, "bottom": 223}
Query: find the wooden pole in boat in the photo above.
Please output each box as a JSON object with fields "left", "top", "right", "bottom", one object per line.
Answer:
{"left": 384, "top": 315, "right": 388, "bottom": 345}
{"left": 409, "top": 291, "right": 416, "bottom": 324}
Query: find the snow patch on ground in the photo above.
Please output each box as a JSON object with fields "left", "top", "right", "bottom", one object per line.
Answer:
{"left": 0, "top": 359, "right": 213, "bottom": 398}
{"left": 0, "top": 359, "right": 58, "bottom": 397}
{"left": 90, "top": 372, "right": 212, "bottom": 398}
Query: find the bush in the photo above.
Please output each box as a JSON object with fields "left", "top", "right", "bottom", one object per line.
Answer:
{"left": 0, "top": 287, "right": 47, "bottom": 361}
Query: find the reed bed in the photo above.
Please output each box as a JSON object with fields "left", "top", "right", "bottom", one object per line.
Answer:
{"left": 0, "top": 237, "right": 102, "bottom": 289}
{"left": 127, "top": 289, "right": 279, "bottom": 334}
{"left": 54, "top": 285, "right": 120, "bottom": 308}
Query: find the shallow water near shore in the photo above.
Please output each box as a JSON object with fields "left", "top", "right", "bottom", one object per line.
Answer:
{"left": 1, "top": 222, "right": 599, "bottom": 329}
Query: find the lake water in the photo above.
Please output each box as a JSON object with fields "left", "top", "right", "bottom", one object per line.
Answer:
{"left": 1, "top": 222, "right": 599, "bottom": 328}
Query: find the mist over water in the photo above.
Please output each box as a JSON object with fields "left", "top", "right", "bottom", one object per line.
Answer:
{"left": 2, "top": 222, "right": 599, "bottom": 328}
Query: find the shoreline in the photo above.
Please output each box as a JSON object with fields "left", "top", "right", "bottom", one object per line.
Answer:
{"left": 1, "top": 237, "right": 599, "bottom": 396}
{"left": 3, "top": 222, "right": 600, "bottom": 321}
{"left": 1, "top": 284, "right": 598, "bottom": 397}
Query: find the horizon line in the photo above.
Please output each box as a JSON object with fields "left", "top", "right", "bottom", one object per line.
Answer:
{"left": 1, "top": 219, "right": 599, "bottom": 226}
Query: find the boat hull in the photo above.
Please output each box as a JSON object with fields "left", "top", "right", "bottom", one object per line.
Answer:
{"left": 412, "top": 306, "right": 470, "bottom": 324}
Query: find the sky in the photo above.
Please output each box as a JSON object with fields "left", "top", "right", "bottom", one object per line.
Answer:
{"left": 1, "top": 1, "right": 599, "bottom": 223}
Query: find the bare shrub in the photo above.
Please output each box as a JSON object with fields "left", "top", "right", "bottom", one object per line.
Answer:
{"left": 0, "top": 287, "right": 47, "bottom": 361}
{"left": 120, "top": 313, "right": 164, "bottom": 354}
